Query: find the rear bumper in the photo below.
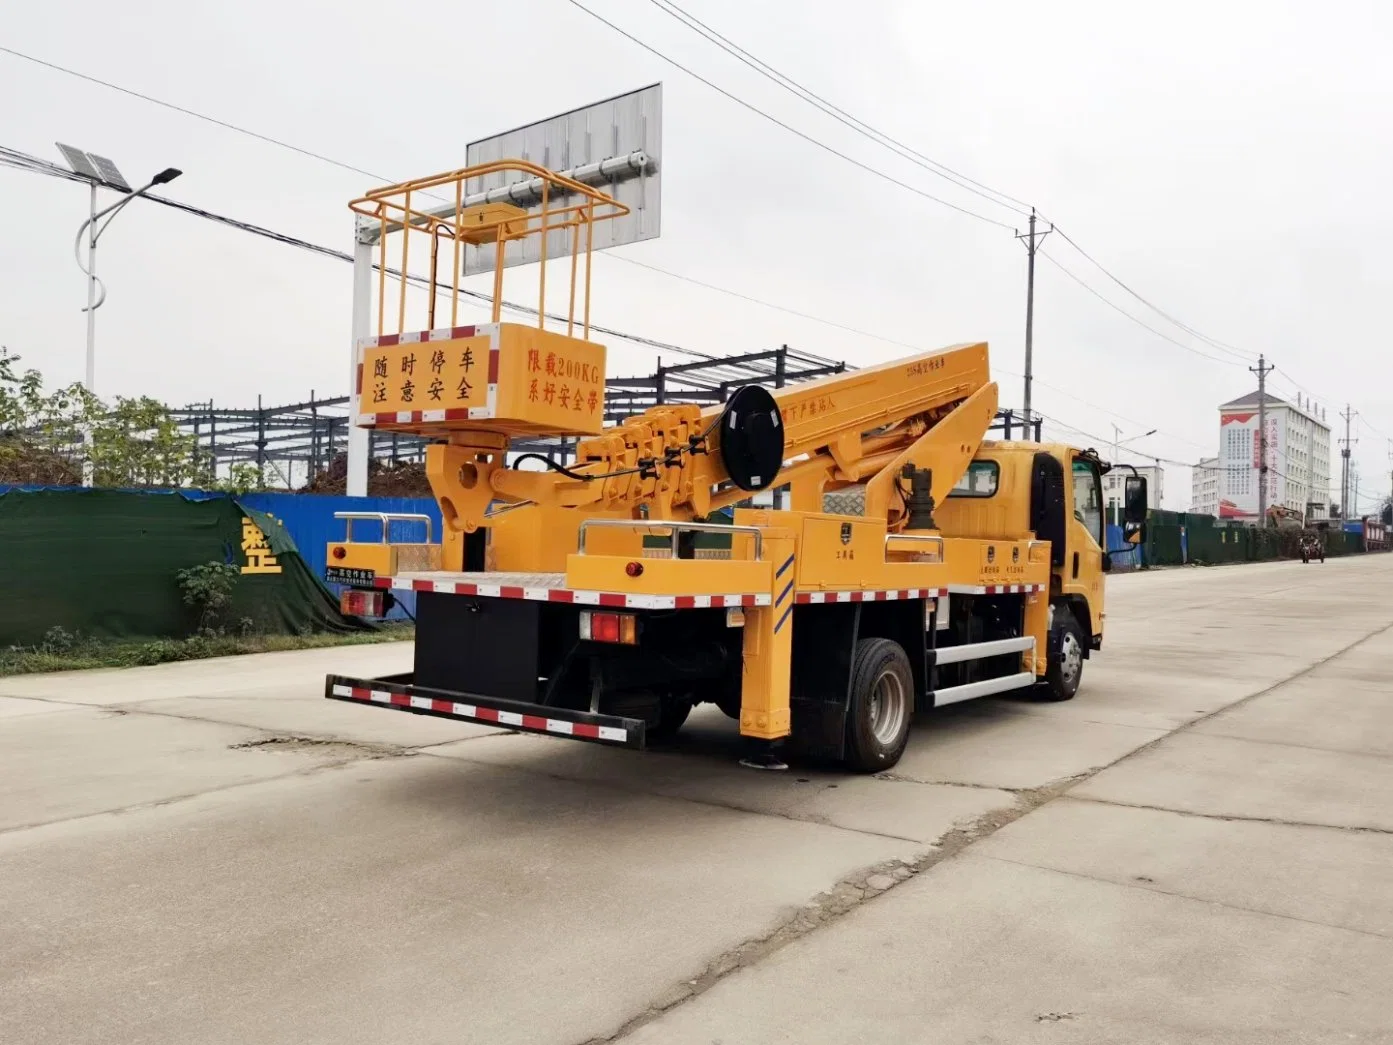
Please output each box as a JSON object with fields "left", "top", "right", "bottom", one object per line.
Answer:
{"left": 324, "top": 674, "right": 646, "bottom": 750}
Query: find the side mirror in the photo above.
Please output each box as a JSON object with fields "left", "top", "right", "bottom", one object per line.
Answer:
{"left": 1123, "top": 475, "right": 1147, "bottom": 545}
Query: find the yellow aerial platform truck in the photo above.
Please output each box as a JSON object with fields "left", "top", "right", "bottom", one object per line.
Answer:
{"left": 325, "top": 160, "right": 1147, "bottom": 771}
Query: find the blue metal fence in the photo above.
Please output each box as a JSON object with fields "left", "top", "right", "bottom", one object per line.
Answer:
{"left": 1106, "top": 523, "right": 1144, "bottom": 569}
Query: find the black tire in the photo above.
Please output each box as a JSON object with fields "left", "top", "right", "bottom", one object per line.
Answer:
{"left": 647, "top": 698, "right": 692, "bottom": 743}
{"left": 1038, "top": 606, "right": 1085, "bottom": 702}
{"left": 844, "top": 637, "right": 914, "bottom": 772}
{"left": 714, "top": 694, "right": 742, "bottom": 721}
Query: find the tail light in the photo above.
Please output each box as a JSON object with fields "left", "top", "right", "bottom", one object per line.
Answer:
{"left": 579, "top": 610, "right": 638, "bottom": 645}
{"left": 340, "top": 589, "right": 384, "bottom": 617}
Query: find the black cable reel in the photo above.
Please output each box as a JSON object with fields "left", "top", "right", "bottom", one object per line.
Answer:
{"left": 718, "top": 385, "right": 785, "bottom": 492}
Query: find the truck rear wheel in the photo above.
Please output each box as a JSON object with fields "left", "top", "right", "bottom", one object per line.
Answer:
{"left": 844, "top": 637, "right": 914, "bottom": 772}
{"left": 647, "top": 697, "right": 692, "bottom": 743}
{"left": 1038, "top": 607, "right": 1084, "bottom": 702}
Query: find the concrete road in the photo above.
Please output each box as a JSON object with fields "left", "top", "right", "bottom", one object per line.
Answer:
{"left": 2, "top": 557, "right": 1390, "bottom": 1044}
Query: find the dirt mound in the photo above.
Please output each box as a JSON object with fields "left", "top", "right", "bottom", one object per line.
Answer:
{"left": 0, "top": 439, "right": 82, "bottom": 486}
{"left": 302, "top": 453, "right": 433, "bottom": 497}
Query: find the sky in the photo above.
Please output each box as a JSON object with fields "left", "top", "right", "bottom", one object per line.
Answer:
{"left": 3, "top": 0, "right": 1392, "bottom": 511}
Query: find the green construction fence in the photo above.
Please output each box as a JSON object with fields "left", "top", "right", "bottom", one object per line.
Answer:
{"left": 1141, "top": 509, "right": 1365, "bottom": 567}
{"left": 0, "top": 488, "right": 368, "bottom": 647}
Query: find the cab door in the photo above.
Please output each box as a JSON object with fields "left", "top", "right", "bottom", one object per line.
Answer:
{"left": 1065, "top": 456, "right": 1106, "bottom": 641}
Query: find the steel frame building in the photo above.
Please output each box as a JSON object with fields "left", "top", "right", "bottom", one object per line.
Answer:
{"left": 173, "top": 345, "right": 1043, "bottom": 487}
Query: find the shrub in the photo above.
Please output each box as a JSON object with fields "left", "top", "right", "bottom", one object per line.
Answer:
{"left": 175, "top": 561, "right": 240, "bottom": 634}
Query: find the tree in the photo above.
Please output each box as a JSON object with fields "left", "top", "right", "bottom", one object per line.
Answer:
{"left": 0, "top": 346, "right": 44, "bottom": 432}
{"left": 0, "top": 347, "right": 210, "bottom": 488}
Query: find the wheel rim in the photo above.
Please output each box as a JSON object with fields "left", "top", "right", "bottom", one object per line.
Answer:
{"left": 868, "top": 668, "right": 909, "bottom": 746}
{"left": 1059, "top": 631, "right": 1083, "bottom": 686}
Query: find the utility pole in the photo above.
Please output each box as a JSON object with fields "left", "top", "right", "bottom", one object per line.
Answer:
{"left": 1016, "top": 207, "right": 1052, "bottom": 425}
{"left": 1339, "top": 405, "right": 1357, "bottom": 520}
{"left": 1250, "top": 355, "right": 1274, "bottom": 525}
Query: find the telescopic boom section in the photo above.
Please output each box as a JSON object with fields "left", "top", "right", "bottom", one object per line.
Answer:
{"left": 486, "top": 341, "right": 996, "bottom": 528}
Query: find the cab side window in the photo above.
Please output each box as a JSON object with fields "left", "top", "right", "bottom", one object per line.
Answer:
{"left": 1071, "top": 460, "right": 1103, "bottom": 547}
{"left": 948, "top": 460, "right": 999, "bottom": 498}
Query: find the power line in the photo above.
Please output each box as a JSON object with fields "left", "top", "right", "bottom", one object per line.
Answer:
{"left": 604, "top": 254, "right": 929, "bottom": 352}
{"left": 1038, "top": 250, "right": 1245, "bottom": 367}
{"left": 608, "top": 0, "right": 1269, "bottom": 376}
{"left": 640, "top": 0, "right": 1031, "bottom": 217}
{"left": 558, "top": 0, "right": 1015, "bottom": 229}
{"left": 621, "top": 3, "right": 1390, "bottom": 437}
{"left": 1036, "top": 415, "right": 1192, "bottom": 468}
{"left": 1046, "top": 226, "right": 1255, "bottom": 365}
{"left": 0, "top": 45, "right": 385, "bottom": 183}
{"left": 612, "top": 249, "right": 1208, "bottom": 451}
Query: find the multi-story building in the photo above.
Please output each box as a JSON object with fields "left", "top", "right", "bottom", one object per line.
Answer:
{"left": 1216, "top": 390, "right": 1331, "bottom": 522}
{"left": 1191, "top": 457, "right": 1220, "bottom": 517}
{"left": 1103, "top": 464, "right": 1163, "bottom": 517}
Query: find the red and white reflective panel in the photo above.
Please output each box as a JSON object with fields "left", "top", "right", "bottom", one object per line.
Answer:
{"left": 952, "top": 583, "right": 1047, "bottom": 595}
{"left": 372, "top": 575, "right": 771, "bottom": 611}
{"left": 330, "top": 683, "right": 629, "bottom": 743}
{"left": 793, "top": 588, "right": 948, "bottom": 605}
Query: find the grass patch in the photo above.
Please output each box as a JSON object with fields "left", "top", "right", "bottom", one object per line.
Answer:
{"left": 0, "top": 625, "right": 414, "bottom": 677}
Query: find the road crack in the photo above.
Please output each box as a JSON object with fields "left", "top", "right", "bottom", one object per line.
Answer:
{"left": 1068, "top": 794, "right": 1393, "bottom": 835}
{"left": 574, "top": 774, "right": 1085, "bottom": 1045}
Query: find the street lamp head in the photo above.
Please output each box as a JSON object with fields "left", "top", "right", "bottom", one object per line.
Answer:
{"left": 151, "top": 167, "right": 182, "bottom": 186}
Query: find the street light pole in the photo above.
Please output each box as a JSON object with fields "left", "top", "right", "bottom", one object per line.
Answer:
{"left": 74, "top": 166, "right": 183, "bottom": 393}
{"left": 84, "top": 182, "right": 98, "bottom": 393}
{"left": 1111, "top": 424, "right": 1158, "bottom": 461}
{"left": 1108, "top": 425, "right": 1157, "bottom": 521}
{"left": 70, "top": 166, "right": 181, "bottom": 485}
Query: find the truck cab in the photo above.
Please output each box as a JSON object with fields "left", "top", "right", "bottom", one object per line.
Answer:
{"left": 936, "top": 442, "right": 1146, "bottom": 681}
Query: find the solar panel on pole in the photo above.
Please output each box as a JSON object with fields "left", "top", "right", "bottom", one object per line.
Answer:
{"left": 54, "top": 143, "right": 132, "bottom": 191}
{"left": 87, "top": 153, "right": 132, "bottom": 192}
{"left": 55, "top": 142, "right": 102, "bottom": 182}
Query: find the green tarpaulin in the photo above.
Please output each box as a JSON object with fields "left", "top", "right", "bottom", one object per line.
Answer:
{"left": 0, "top": 489, "right": 367, "bottom": 646}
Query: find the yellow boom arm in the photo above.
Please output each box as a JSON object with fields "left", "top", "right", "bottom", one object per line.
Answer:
{"left": 421, "top": 340, "right": 995, "bottom": 535}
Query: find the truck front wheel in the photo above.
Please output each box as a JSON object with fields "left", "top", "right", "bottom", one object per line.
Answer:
{"left": 1038, "top": 607, "right": 1084, "bottom": 702}
{"left": 844, "top": 638, "right": 914, "bottom": 772}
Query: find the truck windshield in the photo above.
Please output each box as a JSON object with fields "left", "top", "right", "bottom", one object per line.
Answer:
{"left": 1071, "top": 460, "right": 1103, "bottom": 546}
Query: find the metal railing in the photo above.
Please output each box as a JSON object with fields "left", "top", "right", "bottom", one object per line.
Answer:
{"left": 334, "top": 511, "right": 434, "bottom": 544}
{"left": 349, "top": 158, "right": 630, "bottom": 338}
{"left": 577, "top": 519, "right": 764, "bottom": 561}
